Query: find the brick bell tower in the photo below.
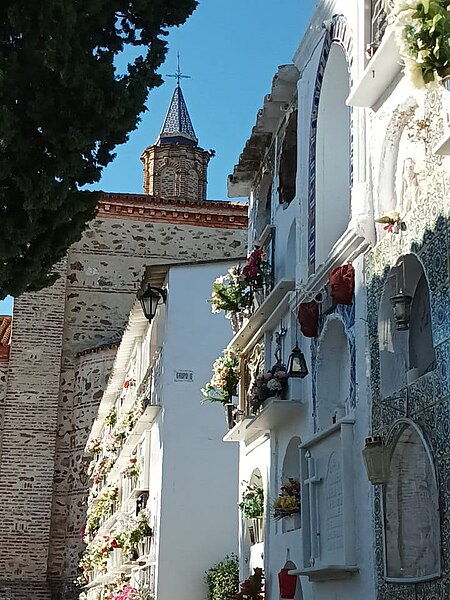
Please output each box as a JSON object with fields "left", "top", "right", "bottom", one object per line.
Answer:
{"left": 141, "top": 75, "right": 213, "bottom": 202}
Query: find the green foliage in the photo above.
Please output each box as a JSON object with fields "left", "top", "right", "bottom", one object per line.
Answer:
{"left": 205, "top": 555, "right": 239, "bottom": 600}
{"left": 238, "top": 484, "right": 264, "bottom": 519}
{"left": 397, "top": 0, "right": 450, "bottom": 85}
{"left": 0, "top": 0, "right": 197, "bottom": 298}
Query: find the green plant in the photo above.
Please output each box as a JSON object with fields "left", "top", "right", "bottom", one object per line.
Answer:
{"left": 202, "top": 347, "right": 240, "bottom": 405}
{"left": 105, "top": 407, "right": 117, "bottom": 427}
{"left": 239, "top": 484, "right": 264, "bottom": 519}
{"left": 206, "top": 555, "right": 239, "bottom": 600}
{"left": 395, "top": 0, "right": 450, "bottom": 86}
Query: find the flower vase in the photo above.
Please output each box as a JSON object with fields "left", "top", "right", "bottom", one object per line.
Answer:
{"left": 438, "top": 67, "right": 450, "bottom": 82}
{"left": 252, "top": 289, "right": 265, "bottom": 310}
{"left": 225, "top": 403, "right": 237, "bottom": 429}
{"left": 137, "top": 540, "right": 146, "bottom": 558}
{"left": 250, "top": 516, "right": 264, "bottom": 543}
{"left": 282, "top": 513, "right": 301, "bottom": 533}
{"left": 231, "top": 312, "right": 245, "bottom": 335}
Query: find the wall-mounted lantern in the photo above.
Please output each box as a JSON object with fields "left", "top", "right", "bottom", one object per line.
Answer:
{"left": 138, "top": 285, "right": 167, "bottom": 323}
{"left": 362, "top": 435, "right": 389, "bottom": 485}
{"left": 286, "top": 345, "right": 308, "bottom": 379}
{"left": 390, "top": 290, "right": 413, "bottom": 331}
{"left": 278, "top": 562, "right": 297, "bottom": 599}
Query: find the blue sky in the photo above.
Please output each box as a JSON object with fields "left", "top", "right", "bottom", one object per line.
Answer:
{"left": 0, "top": 0, "right": 317, "bottom": 316}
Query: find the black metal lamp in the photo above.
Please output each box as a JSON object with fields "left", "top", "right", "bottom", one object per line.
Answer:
{"left": 138, "top": 285, "right": 167, "bottom": 323}
{"left": 390, "top": 290, "right": 413, "bottom": 331}
{"left": 362, "top": 435, "right": 389, "bottom": 485}
{"left": 286, "top": 344, "right": 308, "bottom": 379}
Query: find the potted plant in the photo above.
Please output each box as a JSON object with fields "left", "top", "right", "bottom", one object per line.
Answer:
{"left": 239, "top": 483, "right": 264, "bottom": 544}
{"left": 273, "top": 478, "right": 301, "bottom": 530}
{"left": 395, "top": 0, "right": 450, "bottom": 87}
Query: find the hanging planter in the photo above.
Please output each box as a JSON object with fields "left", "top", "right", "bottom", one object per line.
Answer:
{"left": 329, "top": 264, "right": 354, "bottom": 305}
{"left": 297, "top": 301, "right": 319, "bottom": 338}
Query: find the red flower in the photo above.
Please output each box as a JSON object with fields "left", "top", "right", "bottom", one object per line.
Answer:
{"left": 124, "top": 380, "right": 130, "bottom": 389}
{"left": 111, "top": 539, "right": 119, "bottom": 549}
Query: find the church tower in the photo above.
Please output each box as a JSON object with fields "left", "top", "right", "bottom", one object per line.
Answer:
{"left": 141, "top": 81, "right": 212, "bottom": 202}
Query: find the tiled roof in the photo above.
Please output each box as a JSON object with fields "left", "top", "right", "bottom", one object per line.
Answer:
{"left": 158, "top": 85, "right": 198, "bottom": 146}
{"left": 0, "top": 315, "right": 11, "bottom": 362}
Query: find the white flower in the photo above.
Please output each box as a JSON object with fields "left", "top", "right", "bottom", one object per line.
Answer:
{"left": 404, "top": 60, "right": 427, "bottom": 88}
{"left": 267, "top": 379, "right": 282, "bottom": 391}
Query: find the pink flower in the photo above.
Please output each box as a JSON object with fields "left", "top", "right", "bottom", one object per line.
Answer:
{"left": 275, "top": 371, "right": 287, "bottom": 379}
{"left": 263, "top": 372, "right": 272, "bottom": 380}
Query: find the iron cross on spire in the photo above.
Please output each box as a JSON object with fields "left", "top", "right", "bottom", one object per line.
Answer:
{"left": 167, "top": 53, "right": 191, "bottom": 86}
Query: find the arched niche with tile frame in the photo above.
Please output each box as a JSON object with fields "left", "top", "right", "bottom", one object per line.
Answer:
{"left": 316, "top": 316, "right": 351, "bottom": 430}
{"left": 315, "top": 43, "right": 351, "bottom": 266}
{"left": 383, "top": 419, "right": 440, "bottom": 582}
{"left": 378, "top": 253, "right": 435, "bottom": 398}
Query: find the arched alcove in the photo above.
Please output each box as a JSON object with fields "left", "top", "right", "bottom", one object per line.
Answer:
{"left": 279, "top": 111, "right": 298, "bottom": 205}
{"left": 281, "top": 437, "right": 301, "bottom": 533}
{"left": 316, "top": 318, "right": 350, "bottom": 430}
{"left": 285, "top": 220, "right": 297, "bottom": 281}
{"left": 242, "top": 468, "right": 265, "bottom": 547}
{"left": 253, "top": 171, "right": 272, "bottom": 243}
{"left": 379, "top": 254, "right": 435, "bottom": 397}
{"left": 384, "top": 420, "right": 440, "bottom": 581}
{"left": 315, "top": 44, "right": 351, "bottom": 266}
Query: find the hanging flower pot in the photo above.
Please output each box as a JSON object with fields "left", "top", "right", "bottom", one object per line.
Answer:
{"left": 329, "top": 264, "right": 354, "bottom": 305}
{"left": 297, "top": 301, "right": 319, "bottom": 337}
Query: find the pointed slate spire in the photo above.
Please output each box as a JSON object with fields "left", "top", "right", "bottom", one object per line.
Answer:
{"left": 158, "top": 84, "right": 198, "bottom": 146}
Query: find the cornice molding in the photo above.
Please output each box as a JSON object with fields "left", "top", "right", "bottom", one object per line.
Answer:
{"left": 98, "top": 193, "right": 248, "bottom": 229}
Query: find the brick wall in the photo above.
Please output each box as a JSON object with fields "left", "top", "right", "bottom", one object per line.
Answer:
{"left": 141, "top": 144, "right": 210, "bottom": 201}
{"left": 0, "top": 262, "right": 67, "bottom": 600}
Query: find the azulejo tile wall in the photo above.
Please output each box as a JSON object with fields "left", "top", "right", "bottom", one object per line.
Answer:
{"left": 366, "top": 90, "right": 450, "bottom": 599}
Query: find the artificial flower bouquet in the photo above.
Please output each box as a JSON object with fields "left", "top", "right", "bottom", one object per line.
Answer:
{"left": 239, "top": 483, "right": 264, "bottom": 519}
{"left": 202, "top": 347, "right": 240, "bottom": 405}
{"left": 273, "top": 478, "right": 301, "bottom": 520}
{"left": 395, "top": 0, "right": 450, "bottom": 87}
{"left": 249, "top": 364, "right": 287, "bottom": 412}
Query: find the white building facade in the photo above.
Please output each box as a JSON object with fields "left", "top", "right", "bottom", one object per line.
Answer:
{"left": 222, "top": 1, "right": 450, "bottom": 599}
{"left": 80, "top": 260, "right": 240, "bottom": 600}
